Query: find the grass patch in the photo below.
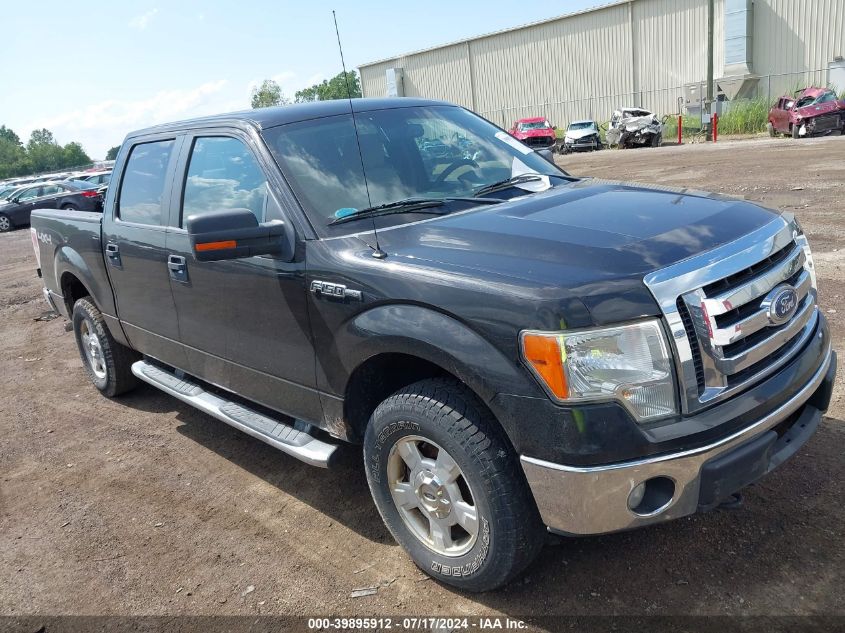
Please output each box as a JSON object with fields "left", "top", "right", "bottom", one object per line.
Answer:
{"left": 717, "top": 97, "right": 770, "bottom": 135}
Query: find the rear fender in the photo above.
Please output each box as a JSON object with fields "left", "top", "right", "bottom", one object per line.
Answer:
{"left": 53, "top": 245, "right": 116, "bottom": 320}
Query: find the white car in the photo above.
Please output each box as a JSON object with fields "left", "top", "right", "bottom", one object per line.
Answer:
{"left": 562, "top": 120, "right": 602, "bottom": 153}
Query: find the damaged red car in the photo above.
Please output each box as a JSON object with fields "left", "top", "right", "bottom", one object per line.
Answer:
{"left": 508, "top": 117, "right": 557, "bottom": 149}
{"left": 768, "top": 87, "right": 845, "bottom": 139}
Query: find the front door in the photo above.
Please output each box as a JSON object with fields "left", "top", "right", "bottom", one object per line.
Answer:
{"left": 101, "top": 135, "right": 187, "bottom": 369}
{"left": 165, "top": 131, "right": 320, "bottom": 423}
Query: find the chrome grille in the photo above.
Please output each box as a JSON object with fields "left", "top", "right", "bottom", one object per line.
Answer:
{"left": 644, "top": 214, "right": 818, "bottom": 414}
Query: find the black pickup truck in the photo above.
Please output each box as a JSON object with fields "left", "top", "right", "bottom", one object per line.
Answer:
{"left": 31, "top": 98, "right": 835, "bottom": 591}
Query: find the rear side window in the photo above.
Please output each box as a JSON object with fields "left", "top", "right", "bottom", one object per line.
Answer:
{"left": 118, "top": 139, "right": 175, "bottom": 225}
{"left": 181, "top": 136, "right": 269, "bottom": 226}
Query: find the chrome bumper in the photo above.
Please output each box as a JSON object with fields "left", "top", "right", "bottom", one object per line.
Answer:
{"left": 520, "top": 344, "right": 833, "bottom": 536}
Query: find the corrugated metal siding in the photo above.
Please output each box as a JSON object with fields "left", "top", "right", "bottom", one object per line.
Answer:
{"left": 754, "top": 0, "right": 845, "bottom": 98}
{"left": 470, "top": 3, "right": 632, "bottom": 128}
{"left": 360, "top": 0, "right": 845, "bottom": 127}
{"left": 632, "top": 0, "right": 725, "bottom": 115}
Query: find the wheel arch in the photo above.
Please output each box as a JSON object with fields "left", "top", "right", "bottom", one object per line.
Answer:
{"left": 335, "top": 303, "right": 538, "bottom": 444}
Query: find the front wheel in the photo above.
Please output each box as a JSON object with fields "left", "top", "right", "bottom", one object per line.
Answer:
{"left": 72, "top": 298, "right": 139, "bottom": 397}
{"left": 364, "top": 378, "right": 544, "bottom": 592}
{"left": 792, "top": 124, "right": 800, "bottom": 139}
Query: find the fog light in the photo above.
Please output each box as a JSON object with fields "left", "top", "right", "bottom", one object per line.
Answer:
{"left": 627, "top": 482, "right": 646, "bottom": 510}
{"left": 627, "top": 477, "right": 675, "bottom": 516}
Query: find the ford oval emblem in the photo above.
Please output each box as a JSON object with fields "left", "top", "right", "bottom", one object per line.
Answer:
{"left": 763, "top": 285, "right": 799, "bottom": 326}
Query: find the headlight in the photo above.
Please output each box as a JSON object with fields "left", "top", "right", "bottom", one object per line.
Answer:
{"left": 520, "top": 319, "right": 677, "bottom": 422}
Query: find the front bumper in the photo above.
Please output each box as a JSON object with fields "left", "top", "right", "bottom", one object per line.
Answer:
{"left": 521, "top": 344, "right": 835, "bottom": 535}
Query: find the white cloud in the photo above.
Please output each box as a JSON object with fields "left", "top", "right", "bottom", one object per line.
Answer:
{"left": 129, "top": 8, "right": 159, "bottom": 30}
{"left": 25, "top": 79, "right": 230, "bottom": 158}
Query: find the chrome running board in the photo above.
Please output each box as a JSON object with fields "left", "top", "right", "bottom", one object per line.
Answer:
{"left": 131, "top": 360, "right": 339, "bottom": 468}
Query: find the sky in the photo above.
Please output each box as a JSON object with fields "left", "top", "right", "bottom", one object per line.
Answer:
{"left": 2, "top": 1, "right": 602, "bottom": 158}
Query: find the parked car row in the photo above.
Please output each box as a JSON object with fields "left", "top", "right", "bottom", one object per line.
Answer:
{"left": 0, "top": 179, "right": 103, "bottom": 232}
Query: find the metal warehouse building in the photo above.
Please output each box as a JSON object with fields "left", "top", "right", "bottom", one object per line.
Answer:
{"left": 359, "top": 0, "right": 845, "bottom": 127}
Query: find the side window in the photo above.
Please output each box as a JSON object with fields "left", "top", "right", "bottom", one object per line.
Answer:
{"left": 19, "top": 187, "right": 41, "bottom": 201}
{"left": 181, "top": 136, "right": 269, "bottom": 226}
{"left": 41, "top": 185, "right": 61, "bottom": 196}
{"left": 118, "top": 139, "right": 175, "bottom": 225}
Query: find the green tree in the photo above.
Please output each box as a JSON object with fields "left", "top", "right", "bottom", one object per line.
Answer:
{"left": 105, "top": 145, "right": 121, "bottom": 161}
{"left": 294, "top": 71, "right": 361, "bottom": 103}
{"left": 250, "top": 79, "right": 289, "bottom": 109}
{"left": 0, "top": 126, "right": 29, "bottom": 179}
{"left": 63, "top": 141, "right": 91, "bottom": 168}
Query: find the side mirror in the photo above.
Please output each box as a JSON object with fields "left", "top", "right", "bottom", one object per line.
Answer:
{"left": 536, "top": 148, "right": 555, "bottom": 164}
{"left": 186, "top": 208, "right": 288, "bottom": 262}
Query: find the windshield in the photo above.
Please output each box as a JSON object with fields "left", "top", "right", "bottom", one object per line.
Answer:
{"left": 518, "top": 121, "right": 550, "bottom": 130}
{"left": 568, "top": 122, "right": 595, "bottom": 131}
{"left": 263, "top": 105, "right": 567, "bottom": 235}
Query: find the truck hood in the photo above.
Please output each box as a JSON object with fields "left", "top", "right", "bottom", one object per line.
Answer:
{"left": 376, "top": 179, "right": 782, "bottom": 325}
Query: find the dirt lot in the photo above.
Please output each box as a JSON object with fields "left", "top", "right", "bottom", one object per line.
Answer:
{"left": 1, "top": 136, "right": 844, "bottom": 629}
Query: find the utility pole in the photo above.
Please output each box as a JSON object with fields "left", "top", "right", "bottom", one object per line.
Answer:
{"left": 706, "top": 0, "right": 715, "bottom": 140}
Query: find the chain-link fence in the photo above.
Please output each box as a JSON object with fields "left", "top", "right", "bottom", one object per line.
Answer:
{"left": 478, "top": 68, "right": 839, "bottom": 137}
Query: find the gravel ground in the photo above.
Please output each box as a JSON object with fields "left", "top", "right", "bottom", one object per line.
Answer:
{"left": 1, "top": 135, "right": 843, "bottom": 630}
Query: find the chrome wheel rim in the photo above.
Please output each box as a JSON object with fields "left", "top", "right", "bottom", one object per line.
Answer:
{"left": 80, "top": 321, "right": 107, "bottom": 380}
{"left": 0, "top": 216, "right": 9, "bottom": 231}
{"left": 387, "top": 434, "right": 478, "bottom": 557}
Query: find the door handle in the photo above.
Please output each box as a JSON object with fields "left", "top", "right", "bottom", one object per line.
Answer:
{"left": 167, "top": 254, "right": 188, "bottom": 283}
{"left": 105, "top": 242, "right": 122, "bottom": 267}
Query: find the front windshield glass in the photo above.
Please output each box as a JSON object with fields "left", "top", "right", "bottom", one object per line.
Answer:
{"left": 263, "top": 105, "right": 566, "bottom": 235}
{"left": 568, "top": 122, "right": 595, "bottom": 131}
{"left": 518, "top": 121, "right": 550, "bottom": 130}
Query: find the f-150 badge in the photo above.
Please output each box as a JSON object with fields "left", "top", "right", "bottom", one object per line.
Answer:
{"left": 310, "top": 280, "right": 362, "bottom": 301}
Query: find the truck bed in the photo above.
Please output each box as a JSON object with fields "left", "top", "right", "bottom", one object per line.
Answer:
{"left": 30, "top": 208, "right": 113, "bottom": 320}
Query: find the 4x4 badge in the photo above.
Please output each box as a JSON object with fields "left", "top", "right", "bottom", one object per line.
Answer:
{"left": 310, "top": 280, "right": 363, "bottom": 302}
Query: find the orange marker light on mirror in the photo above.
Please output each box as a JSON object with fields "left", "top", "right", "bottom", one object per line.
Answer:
{"left": 196, "top": 240, "right": 237, "bottom": 252}
{"left": 521, "top": 333, "right": 569, "bottom": 399}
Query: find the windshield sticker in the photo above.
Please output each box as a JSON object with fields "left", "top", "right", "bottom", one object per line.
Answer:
{"left": 495, "top": 131, "right": 533, "bottom": 155}
{"left": 511, "top": 158, "right": 551, "bottom": 192}
{"left": 334, "top": 207, "right": 358, "bottom": 219}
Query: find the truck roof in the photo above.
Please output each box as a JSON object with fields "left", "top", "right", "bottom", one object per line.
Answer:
{"left": 127, "top": 97, "right": 454, "bottom": 139}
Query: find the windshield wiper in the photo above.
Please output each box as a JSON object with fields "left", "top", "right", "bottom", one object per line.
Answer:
{"left": 328, "top": 197, "right": 503, "bottom": 226}
{"left": 473, "top": 172, "right": 575, "bottom": 198}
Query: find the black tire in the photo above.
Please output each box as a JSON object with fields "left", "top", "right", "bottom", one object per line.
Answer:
{"left": 364, "top": 378, "right": 544, "bottom": 592}
{"left": 792, "top": 124, "right": 800, "bottom": 139}
{"left": 0, "top": 214, "right": 11, "bottom": 232}
{"left": 651, "top": 133, "right": 662, "bottom": 148}
{"left": 72, "top": 297, "right": 139, "bottom": 397}
{"left": 767, "top": 122, "right": 776, "bottom": 137}
{"left": 62, "top": 203, "right": 79, "bottom": 211}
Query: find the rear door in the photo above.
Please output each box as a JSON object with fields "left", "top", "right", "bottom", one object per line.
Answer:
{"left": 101, "top": 135, "right": 188, "bottom": 369}
{"left": 164, "top": 129, "right": 320, "bottom": 422}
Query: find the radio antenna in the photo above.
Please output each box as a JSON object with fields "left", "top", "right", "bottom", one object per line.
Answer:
{"left": 333, "top": 10, "right": 386, "bottom": 259}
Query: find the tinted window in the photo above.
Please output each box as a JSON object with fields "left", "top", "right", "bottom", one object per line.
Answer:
{"left": 118, "top": 139, "right": 175, "bottom": 225}
{"left": 181, "top": 136, "right": 268, "bottom": 226}
{"left": 41, "top": 185, "right": 61, "bottom": 196}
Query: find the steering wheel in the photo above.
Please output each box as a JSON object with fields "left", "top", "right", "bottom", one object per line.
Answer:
{"left": 434, "top": 158, "right": 479, "bottom": 183}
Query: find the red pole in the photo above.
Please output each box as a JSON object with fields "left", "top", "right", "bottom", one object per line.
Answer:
{"left": 678, "top": 115, "right": 683, "bottom": 145}
{"left": 713, "top": 112, "right": 719, "bottom": 143}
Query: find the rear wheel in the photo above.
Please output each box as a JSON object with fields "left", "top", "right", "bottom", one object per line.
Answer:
{"left": 61, "top": 203, "right": 79, "bottom": 211}
{"left": 364, "top": 378, "right": 544, "bottom": 592}
{"left": 0, "top": 214, "right": 11, "bottom": 232}
{"left": 72, "top": 298, "right": 139, "bottom": 397}
{"left": 767, "top": 122, "right": 776, "bottom": 137}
